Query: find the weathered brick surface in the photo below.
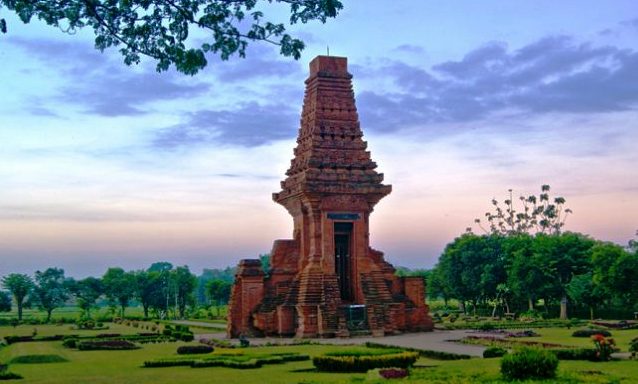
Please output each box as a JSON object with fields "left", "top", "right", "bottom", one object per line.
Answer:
{"left": 227, "top": 56, "right": 433, "bottom": 338}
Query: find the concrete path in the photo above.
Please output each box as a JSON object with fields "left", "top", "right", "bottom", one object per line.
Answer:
{"left": 196, "top": 329, "right": 487, "bottom": 357}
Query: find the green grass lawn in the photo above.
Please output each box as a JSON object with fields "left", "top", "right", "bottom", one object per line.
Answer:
{"left": 1, "top": 324, "right": 637, "bottom": 383}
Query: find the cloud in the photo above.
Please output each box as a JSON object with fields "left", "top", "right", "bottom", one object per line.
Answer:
{"left": 355, "top": 36, "right": 638, "bottom": 133}
{"left": 8, "top": 37, "right": 210, "bottom": 116}
{"left": 153, "top": 102, "right": 298, "bottom": 147}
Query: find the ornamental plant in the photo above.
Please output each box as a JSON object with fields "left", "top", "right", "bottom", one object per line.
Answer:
{"left": 591, "top": 334, "right": 617, "bottom": 361}
{"left": 500, "top": 347, "right": 558, "bottom": 381}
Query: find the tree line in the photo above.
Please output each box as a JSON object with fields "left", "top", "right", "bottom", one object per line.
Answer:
{"left": 0, "top": 262, "right": 235, "bottom": 322}
{"left": 429, "top": 186, "right": 638, "bottom": 320}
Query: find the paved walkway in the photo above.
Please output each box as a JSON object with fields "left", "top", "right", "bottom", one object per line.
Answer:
{"left": 196, "top": 329, "right": 487, "bottom": 357}
{"left": 171, "top": 320, "right": 226, "bottom": 329}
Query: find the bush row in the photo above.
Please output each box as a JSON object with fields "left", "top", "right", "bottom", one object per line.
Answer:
{"left": 440, "top": 319, "right": 585, "bottom": 330}
{"left": 364, "top": 342, "right": 471, "bottom": 360}
{"left": 483, "top": 347, "right": 508, "bottom": 358}
{"left": 0, "top": 371, "right": 23, "bottom": 380}
{"left": 143, "top": 353, "right": 309, "bottom": 369}
{"left": 77, "top": 340, "right": 139, "bottom": 351}
{"left": 4, "top": 335, "right": 66, "bottom": 345}
{"left": 9, "top": 354, "right": 68, "bottom": 364}
{"left": 572, "top": 329, "right": 612, "bottom": 337}
{"left": 177, "top": 345, "right": 214, "bottom": 355}
{"left": 313, "top": 351, "right": 419, "bottom": 372}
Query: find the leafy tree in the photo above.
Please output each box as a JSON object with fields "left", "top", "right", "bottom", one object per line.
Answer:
{"left": 0, "top": 290, "right": 11, "bottom": 312}
{"left": 173, "top": 266, "right": 196, "bottom": 318}
{"left": 435, "top": 234, "right": 506, "bottom": 314}
{"left": 134, "top": 270, "right": 163, "bottom": 318}
{"left": 68, "top": 277, "right": 103, "bottom": 318}
{"left": 473, "top": 185, "right": 572, "bottom": 235}
{"left": 534, "top": 232, "right": 595, "bottom": 319}
{"left": 504, "top": 234, "right": 550, "bottom": 311}
{"left": 196, "top": 267, "right": 235, "bottom": 305}
{"left": 33, "top": 268, "right": 69, "bottom": 322}
{"left": 567, "top": 272, "right": 602, "bottom": 320}
{"left": 148, "top": 261, "right": 173, "bottom": 273}
{"left": 206, "top": 278, "right": 231, "bottom": 317}
{"left": 1, "top": 273, "right": 33, "bottom": 321}
{"left": 0, "top": 0, "right": 343, "bottom": 75}
{"left": 102, "top": 267, "right": 136, "bottom": 317}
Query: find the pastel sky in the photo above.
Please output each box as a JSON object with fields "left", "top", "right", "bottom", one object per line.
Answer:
{"left": 1, "top": 1, "right": 637, "bottom": 277}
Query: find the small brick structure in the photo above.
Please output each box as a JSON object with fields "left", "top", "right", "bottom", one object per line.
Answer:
{"left": 227, "top": 56, "right": 433, "bottom": 338}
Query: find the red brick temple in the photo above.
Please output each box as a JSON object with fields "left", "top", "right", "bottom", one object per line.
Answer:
{"left": 227, "top": 56, "right": 433, "bottom": 338}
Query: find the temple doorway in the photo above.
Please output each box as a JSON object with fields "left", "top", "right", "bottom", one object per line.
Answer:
{"left": 334, "top": 222, "right": 353, "bottom": 301}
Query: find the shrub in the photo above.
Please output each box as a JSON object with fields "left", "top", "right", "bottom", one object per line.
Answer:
{"left": 0, "top": 371, "right": 22, "bottom": 380}
{"left": 364, "top": 342, "right": 471, "bottom": 360}
{"left": 77, "top": 340, "right": 139, "bottom": 351}
{"left": 96, "top": 333, "right": 121, "bottom": 338}
{"left": 500, "top": 347, "right": 558, "bottom": 381}
{"left": 483, "top": 347, "right": 507, "bottom": 358}
{"left": 379, "top": 368, "right": 409, "bottom": 379}
{"left": 3, "top": 336, "right": 33, "bottom": 345}
{"left": 313, "top": 351, "right": 419, "bottom": 372}
{"left": 591, "top": 334, "right": 617, "bottom": 361}
{"left": 572, "top": 329, "right": 612, "bottom": 337}
{"left": 173, "top": 332, "right": 194, "bottom": 342}
{"left": 176, "top": 345, "right": 214, "bottom": 355}
{"left": 9, "top": 355, "right": 68, "bottom": 364}
{"left": 62, "top": 338, "right": 78, "bottom": 348}
{"left": 552, "top": 348, "right": 598, "bottom": 361}
{"left": 477, "top": 322, "right": 495, "bottom": 331}
{"left": 143, "top": 359, "right": 195, "bottom": 368}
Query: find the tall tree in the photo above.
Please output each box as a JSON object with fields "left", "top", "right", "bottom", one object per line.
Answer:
{"left": 0, "top": 0, "right": 343, "bottom": 75}
{"left": 534, "top": 232, "right": 595, "bottom": 319}
{"left": 206, "top": 279, "right": 231, "bottom": 317}
{"left": 173, "top": 266, "right": 196, "bottom": 318}
{"left": 68, "top": 277, "right": 104, "bottom": 318}
{"left": 1, "top": 273, "right": 33, "bottom": 321}
{"left": 134, "top": 270, "right": 163, "bottom": 318}
{"left": 33, "top": 268, "right": 69, "bottom": 322}
{"left": 102, "top": 267, "right": 136, "bottom": 317}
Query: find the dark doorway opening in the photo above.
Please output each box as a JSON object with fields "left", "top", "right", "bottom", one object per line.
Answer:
{"left": 334, "top": 222, "right": 353, "bottom": 301}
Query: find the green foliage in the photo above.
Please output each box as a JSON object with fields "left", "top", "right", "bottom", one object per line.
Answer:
{"left": 473, "top": 185, "right": 572, "bottom": 236}
{"left": 143, "top": 352, "right": 309, "bottom": 369}
{"left": 572, "top": 329, "right": 612, "bottom": 338}
{"left": 312, "top": 351, "right": 419, "bottom": 372}
{"left": 0, "top": 371, "right": 22, "bottom": 380}
{"left": 500, "top": 347, "right": 559, "bottom": 380}
{"left": 1, "top": 273, "right": 34, "bottom": 321}
{"left": 77, "top": 339, "right": 139, "bottom": 350}
{"left": 552, "top": 348, "right": 598, "bottom": 361}
{"left": 0, "top": 291, "right": 11, "bottom": 313}
{"left": 176, "top": 345, "right": 214, "bottom": 355}
{"left": 102, "top": 268, "right": 136, "bottom": 317}
{"left": 483, "top": 346, "right": 507, "bottom": 358}
{"left": 0, "top": 0, "right": 343, "bottom": 75}
{"left": 33, "top": 268, "right": 68, "bottom": 323}
{"left": 9, "top": 354, "right": 68, "bottom": 364}
{"left": 364, "top": 342, "right": 472, "bottom": 360}
{"left": 67, "top": 277, "right": 104, "bottom": 318}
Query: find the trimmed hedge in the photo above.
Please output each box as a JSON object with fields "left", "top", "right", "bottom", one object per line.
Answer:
{"left": 313, "top": 351, "right": 419, "bottom": 372}
{"left": 143, "top": 353, "right": 310, "bottom": 369}
{"left": 364, "top": 342, "right": 471, "bottom": 360}
{"left": 4, "top": 335, "right": 69, "bottom": 345}
{"left": 483, "top": 347, "right": 507, "bottom": 358}
{"left": 572, "top": 329, "right": 612, "bottom": 338}
{"left": 0, "top": 371, "right": 22, "bottom": 380}
{"left": 501, "top": 347, "right": 558, "bottom": 381}
{"left": 77, "top": 340, "right": 139, "bottom": 351}
{"left": 177, "top": 345, "right": 214, "bottom": 355}
{"left": 552, "top": 348, "right": 598, "bottom": 361}
{"left": 9, "top": 355, "right": 68, "bottom": 364}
